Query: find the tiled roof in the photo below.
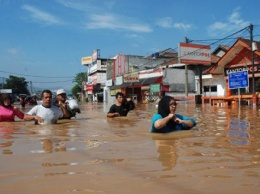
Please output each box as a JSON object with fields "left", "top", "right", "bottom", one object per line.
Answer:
{"left": 221, "top": 45, "right": 231, "bottom": 51}
{"left": 159, "top": 58, "right": 179, "bottom": 66}
{"left": 146, "top": 48, "right": 178, "bottom": 59}
{"left": 204, "top": 38, "right": 260, "bottom": 75}
{"left": 211, "top": 54, "right": 221, "bottom": 64}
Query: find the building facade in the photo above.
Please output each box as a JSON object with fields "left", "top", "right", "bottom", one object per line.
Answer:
{"left": 200, "top": 38, "right": 260, "bottom": 105}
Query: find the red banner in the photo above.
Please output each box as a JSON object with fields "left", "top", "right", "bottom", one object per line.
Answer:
{"left": 85, "top": 84, "right": 94, "bottom": 91}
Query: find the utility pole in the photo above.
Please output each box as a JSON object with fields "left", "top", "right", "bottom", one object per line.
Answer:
{"left": 250, "top": 23, "right": 256, "bottom": 107}
{"left": 199, "top": 65, "right": 203, "bottom": 95}
{"left": 1, "top": 77, "right": 2, "bottom": 89}
{"left": 185, "top": 37, "right": 189, "bottom": 97}
{"left": 250, "top": 24, "right": 255, "bottom": 93}
{"left": 30, "top": 81, "right": 33, "bottom": 95}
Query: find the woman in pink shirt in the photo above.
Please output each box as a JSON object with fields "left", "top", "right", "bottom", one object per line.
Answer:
{"left": 0, "top": 93, "right": 24, "bottom": 122}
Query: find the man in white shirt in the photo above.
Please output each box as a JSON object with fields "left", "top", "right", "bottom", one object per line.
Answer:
{"left": 24, "top": 90, "right": 69, "bottom": 124}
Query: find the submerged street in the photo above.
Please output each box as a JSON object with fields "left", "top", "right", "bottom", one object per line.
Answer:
{"left": 0, "top": 101, "right": 260, "bottom": 193}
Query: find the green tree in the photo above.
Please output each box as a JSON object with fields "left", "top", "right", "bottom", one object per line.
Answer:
{"left": 0, "top": 77, "right": 6, "bottom": 89}
{"left": 4, "top": 75, "right": 30, "bottom": 95}
{"left": 71, "top": 72, "right": 87, "bottom": 98}
{"left": 71, "top": 84, "right": 82, "bottom": 98}
{"left": 73, "top": 72, "right": 87, "bottom": 88}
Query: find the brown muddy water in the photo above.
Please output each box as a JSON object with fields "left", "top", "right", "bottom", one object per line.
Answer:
{"left": 0, "top": 101, "right": 260, "bottom": 194}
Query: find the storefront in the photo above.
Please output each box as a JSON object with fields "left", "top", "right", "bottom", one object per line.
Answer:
{"left": 110, "top": 76, "right": 163, "bottom": 103}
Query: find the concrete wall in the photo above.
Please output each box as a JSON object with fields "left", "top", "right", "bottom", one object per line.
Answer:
{"left": 163, "top": 68, "right": 196, "bottom": 92}
{"left": 196, "top": 74, "right": 226, "bottom": 96}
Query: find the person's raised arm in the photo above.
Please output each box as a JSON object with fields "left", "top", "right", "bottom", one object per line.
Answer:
{"left": 58, "top": 103, "right": 70, "bottom": 118}
{"left": 154, "top": 113, "right": 175, "bottom": 129}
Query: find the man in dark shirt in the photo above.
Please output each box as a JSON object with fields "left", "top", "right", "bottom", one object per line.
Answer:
{"left": 107, "top": 92, "right": 135, "bottom": 117}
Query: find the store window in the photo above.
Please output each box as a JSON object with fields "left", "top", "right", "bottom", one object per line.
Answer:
{"left": 204, "top": 85, "right": 217, "bottom": 92}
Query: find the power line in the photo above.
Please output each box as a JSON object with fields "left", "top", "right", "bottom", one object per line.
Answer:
{"left": 32, "top": 80, "right": 73, "bottom": 83}
{"left": 0, "top": 70, "right": 74, "bottom": 79}
{"left": 190, "top": 25, "right": 250, "bottom": 47}
{"left": 177, "top": 25, "right": 252, "bottom": 62}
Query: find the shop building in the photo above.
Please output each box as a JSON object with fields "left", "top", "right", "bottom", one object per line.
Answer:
{"left": 82, "top": 50, "right": 114, "bottom": 102}
{"left": 200, "top": 38, "right": 260, "bottom": 105}
{"left": 106, "top": 51, "right": 177, "bottom": 103}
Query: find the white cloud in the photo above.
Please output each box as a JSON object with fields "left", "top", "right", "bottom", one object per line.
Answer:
{"left": 56, "top": 0, "right": 100, "bottom": 11}
{"left": 208, "top": 7, "right": 250, "bottom": 37}
{"left": 6, "top": 48, "right": 19, "bottom": 55}
{"left": 173, "top": 23, "right": 191, "bottom": 31}
{"left": 156, "top": 17, "right": 192, "bottom": 31}
{"left": 85, "top": 14, "right": 152, "bottom": 33}
{"left": 22, "top": 5, "right": 63, "bottom": 25}
{"left": 156, "top": 17, "right": 172, "bottom": 28}
{"left": 126, "top": 34, "right": 140, "bottom": 38}
{"left": 56, "top": 1, "right": 151, "bottom": 33}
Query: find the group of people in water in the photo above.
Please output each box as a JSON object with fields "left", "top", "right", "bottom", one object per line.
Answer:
{"left": 106, "top": 92, "right": 196, "bottom": 133}
{"left": 0, "top": 90, "right": 196, "bottom": 133}
{"left": 19, "top": 94, "right": 38, "bottom": 107}
{"left": 0, "top": 89, "right": 80, "bottom": 124}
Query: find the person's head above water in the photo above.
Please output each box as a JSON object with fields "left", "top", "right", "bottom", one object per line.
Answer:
{"left": 115, "top": 92, "right": 125, "bottom": 99}
{"left": 0, "top": 93, "right": 12, "bottom": 107}
{"left": 158, "top": 96, "right": 177, "bottom": 117}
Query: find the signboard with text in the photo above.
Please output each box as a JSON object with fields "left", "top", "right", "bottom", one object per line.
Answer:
{"left": 110, "top": 89, "right": 121, "bottom": 96}
{"left": 81, "top": 56, "right": 92, "bottom": 65}
{"left": 0, "top": 89, "right": 12, "bottom": 93}
{"left": 224, "top": 65, "right": 260, "bottom": 76}
{"left": 123, "top": 73, "right": 139, "bottom": 83}
{"left": 179, "top": 42, "right": 211, "bottom": 65}
{"left": 150, "top": 84, "right": 160, "bottom": 93}
{"left": 228, "top": 70, "right": 249, "bottom": 89}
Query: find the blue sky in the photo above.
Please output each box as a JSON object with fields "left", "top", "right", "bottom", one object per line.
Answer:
{"left": 0, "top": 0, "right": 259, "bottom": 91}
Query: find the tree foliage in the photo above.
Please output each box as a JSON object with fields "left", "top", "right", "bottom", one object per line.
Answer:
{"left": 71, "top": 72, "right": 87, "bottom": 98}
{"left": 71, "top": 84, "right": 82, "bottom": 98}
{"left": 4, "top": 75, "right": 30, "bottom": 94}
{"left": 73, "top": 72, "right": 87, "bottom": 89}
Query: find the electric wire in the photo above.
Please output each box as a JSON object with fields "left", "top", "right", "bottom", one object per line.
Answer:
{"left": 0, "top": 70, "right": 73, "bottom": 78}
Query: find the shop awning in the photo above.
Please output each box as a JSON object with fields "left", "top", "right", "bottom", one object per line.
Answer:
{"left": 110, "top": 76, "right": 162, "bottom": 89}
{"left": 110, "top": 82, "right": 132, "bottom": 89}
{"left": 129, "top": 76, "right": 162, "bottom": 88}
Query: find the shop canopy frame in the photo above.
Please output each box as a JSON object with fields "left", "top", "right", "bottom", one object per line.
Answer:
{"left": 110, "top": 76, "right": 162, "bottom": 89}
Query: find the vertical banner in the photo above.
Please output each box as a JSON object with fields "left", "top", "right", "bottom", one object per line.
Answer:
{"left": 92, "top": 49, "right": 100, "bottom": 63}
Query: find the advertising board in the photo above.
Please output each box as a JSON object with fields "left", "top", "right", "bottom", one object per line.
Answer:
{"left": 179, "top": 43, "right": 211, "bottom": 65}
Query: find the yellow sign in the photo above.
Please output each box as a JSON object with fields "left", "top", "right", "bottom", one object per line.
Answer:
{"left": 123, "top": 73, "right": 139, "bottom": 83}
{"left": 110, "top": 89, "right": 121, "bottom": 96}
{"left": 81, "top": 56, "right": 92, "bottom": 65}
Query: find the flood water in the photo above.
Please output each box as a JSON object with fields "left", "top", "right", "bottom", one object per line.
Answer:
{"left": 0, "top": 101, "right": 260, "bottom": 194}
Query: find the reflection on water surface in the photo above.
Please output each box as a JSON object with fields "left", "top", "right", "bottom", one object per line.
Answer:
{"left": 0, "top": 102, "right": 260, "bottom": 194}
